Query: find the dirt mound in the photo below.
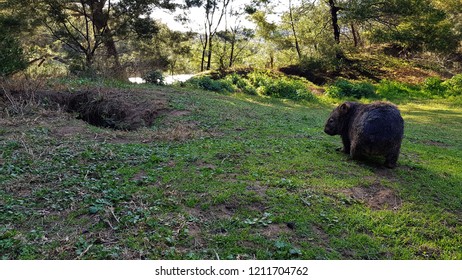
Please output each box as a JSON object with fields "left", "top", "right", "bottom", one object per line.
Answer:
{"left": 343, "top": 183, "right": 401, "bottom": 210}
{"left": 279, "top": 65, "right": 330, "bottom": 85}
{"left": 41, "top": 89, "right": 168, "bottom": 130}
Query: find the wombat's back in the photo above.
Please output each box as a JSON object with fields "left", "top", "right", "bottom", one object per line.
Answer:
{"left": 351, "top": 102, "right": 404, "bottom": 155}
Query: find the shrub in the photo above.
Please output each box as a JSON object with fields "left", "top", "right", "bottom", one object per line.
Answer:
{"left": 248, "top": 71, "right": 314, "bottom": 100}
{"left": 183, "top": 70, "right": 315, "bottom": 101}
{"left": 260, "top": 79, "right": 313, "bottom": 101}
{"left": 242, "top": 84, "right": 258, "bottom": 95}
{"left": 246, "top": 71, "right": 314, "bottom": 101}
{"left": 143, "top": 70, "right": 164, "bottom": 85}
{"left": 423, "top": 77, "right": 447, "bottom": 97}
{"left": 247, "top": 71, "right": 271, "bottom": 88}
{"left": 0, "top": 34, "right": 26, "bottom": 77}
{"left": 443, "top": 74, "right": 462, "bottom": 96}
{"left": 225, "top": 73, "right": 256, "bottom": 95}
{"left": 375, "top": 80, "right": 423, "bottom": 100}
{"left": 185, "top": 76, "right": 234, "bottom": 93}
{"left": 326, "top": 79, "right": 376, "bottom": 99}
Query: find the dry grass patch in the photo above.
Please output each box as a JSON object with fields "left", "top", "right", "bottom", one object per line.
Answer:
{"left": 342, "top": 183, "right": 402, "bottom": 210}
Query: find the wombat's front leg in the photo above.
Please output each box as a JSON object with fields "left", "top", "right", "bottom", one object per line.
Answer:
{"left": 341, "top": 136, "right": 351, "bottom": 154}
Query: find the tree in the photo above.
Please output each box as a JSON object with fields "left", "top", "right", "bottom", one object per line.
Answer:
{"left": 213, "top": 4, "right": 255, "bottom": 69}
{"left": 0, "top": 16, "right": 27, "bottom": 77}
{"left": 326, "top": 0, "right": 341, "bottom": 44}
{"left": 124, "top": 22, "right": 194, "bottom": 76}
{"left": 346, "top": 0, "right": 461, "bottom": 54}
{"left": 195, "top": 0, "right": 231, "bottom": 71}
{"left": 216, "top": 26, "right": 254, "bottom": 69}
{"left": 250, "top": 10, "right": 279, "bottom": 68}
{"left": 26, "top": 0, "right": 178, "bottom": 79}
{"left": 288, "top": 0, "right": 301, "bottom": 59}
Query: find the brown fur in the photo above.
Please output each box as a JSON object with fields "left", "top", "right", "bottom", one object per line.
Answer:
{"left": 324, "top": 101, "right": 404, "bottom": 168}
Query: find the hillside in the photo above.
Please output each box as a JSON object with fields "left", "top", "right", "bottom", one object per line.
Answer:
{"left": 280, "top": 50, "right": 451, "bottom": 86}
{"left": 1, "top": 81, "right": 462, "bottom": 259}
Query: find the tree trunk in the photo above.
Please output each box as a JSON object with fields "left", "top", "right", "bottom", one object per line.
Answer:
{"left": 229, "top": 31, "right": 236, "bottom": 68}
{"left": 102, "top": 27, "right": 126, "bottom": 79}
{"left": 289, "top": 0, "right": 302, "bottom": 59}
{"left": 351, "top": 23, "right": 358, "bottom": 47}
{"left": 206, "top": 35, "right": 213, "bottom": 70}
{"left": 327, "top": 0, "right": 341, "bottom": 44}
{"left": 85, "top": 52, "right": 94, "bottom": 69}
{"left": 91, "top": 0, "right": 126, "bottom": 80}
{"left": 200, "top": 34, "right": 208, "bottom": 72}
{"left": 267, "top": 52, "right": 274, "bottom": 69}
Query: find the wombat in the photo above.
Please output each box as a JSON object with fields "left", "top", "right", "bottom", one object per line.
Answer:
{"left": 324, "top": 101, "right": 404, "bottom": 168}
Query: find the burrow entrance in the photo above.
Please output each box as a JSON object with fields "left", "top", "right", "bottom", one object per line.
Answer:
{"left": 41, "top": 89, "right": 168, "bottom": 130}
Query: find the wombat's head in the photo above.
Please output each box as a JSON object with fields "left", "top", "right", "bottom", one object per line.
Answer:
{"left": 324, "top": 102, "right": 355, "bottom": 135}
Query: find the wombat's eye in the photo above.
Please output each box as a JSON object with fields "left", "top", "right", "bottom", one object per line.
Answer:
{"left": 329, "top": 118, "right": 334, "bottom": 123}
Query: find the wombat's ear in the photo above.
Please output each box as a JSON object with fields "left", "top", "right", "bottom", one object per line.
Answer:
{"left": 339, "top": 102, "right": 351, "bottom": 113}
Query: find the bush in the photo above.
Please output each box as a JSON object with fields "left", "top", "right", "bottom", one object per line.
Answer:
{"left": 0, "top": 34, "right": 26, "bottom": 77}
{"left": 246, "top": 71, "right": 314, "bottom": 101}
{"left": 375, "top": 80, "right": 423, "bottom": 100}
{"left": 225, "top": 74, "right": 257, "bottom": 95}
{"left": 185, "top": 76, "right": 234, "bottom": 93}
{"left": 443, "top": 74, "right": 462, "bottom": 96}
{"left": 260, "top": 79, "right": 312, "bottom": 100}
{"left": 423, "top": 77, "right": 447, "bottom": 96}
{"left": 143, "top": 70, "right": 164, "bottom": 85}
{"left": 183, "top": 70, "right": 315, "bottom": 101}
{"left": 326, "top": 79, "right": 376, "bottom": 99}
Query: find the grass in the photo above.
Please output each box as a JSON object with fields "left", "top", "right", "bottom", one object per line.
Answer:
{"left": 1, "top": 81, "right": 462, "bottom": 260}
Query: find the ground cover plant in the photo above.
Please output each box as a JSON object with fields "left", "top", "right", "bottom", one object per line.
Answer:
{"left": 1, "top": 76, "right": 462, "bottom": 260}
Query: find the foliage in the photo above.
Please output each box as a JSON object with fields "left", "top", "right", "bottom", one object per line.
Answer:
{"left": 183, "top": 70, "right": 315, "bottom": 102}
{"left": 0, "top": 16, "right": 27, "bottom": 77}
{"left": 326, "top": 79, "right": 376, "bottom": 99}
{"left": 442, "top": 74, "right": 462, "bottom": 97}
{"left": 365, "top": 0, "right": 460, "bottom": 54}
{"left": 126, "top": 24, "right": 195, "bottom": 75}
{"left": 143, "top": 70, "right": 165, "bottom": 85}
{"left": 11, "top": 0, "right": 180, "bottom": 79}
{"left": 299, "top": 56, "right": 337, "bottom": 74}
{"left": 224, "top": 73, "right": 257, "bottom": 95}
{"left": 375, "top": 80, "right": 425, "bottom": 100}
{"left": 215, "top": 27, "right": 255, "bottom": 69}
{"left": 246, "top": 71, "right": 315, "bottom": 101}
{"left": 422, "top": 77, "right": 447, "bottom": 96}
{"left": 0, "top": 34, "right": 27, "bottom": 77}
{"left": 184, "top": 76, "right": 235, "bottom": 93}
{"left": 371, "top": 75, "right": 462, "bottom": 101}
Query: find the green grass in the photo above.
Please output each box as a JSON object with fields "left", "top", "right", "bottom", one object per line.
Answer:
{"left": 1, "top": 82, "right": 462, "bottom": 259}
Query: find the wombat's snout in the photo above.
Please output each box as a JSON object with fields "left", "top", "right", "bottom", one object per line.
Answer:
{"left": 324, "top": 126, "right": 334, "bottom": 135}
{"left": 324, "top": 121, "right": 336, "bottom": 135}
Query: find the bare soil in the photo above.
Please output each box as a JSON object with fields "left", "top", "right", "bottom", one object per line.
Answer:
{"left": 342, "top": 183, "right": 402, "bottom": 210}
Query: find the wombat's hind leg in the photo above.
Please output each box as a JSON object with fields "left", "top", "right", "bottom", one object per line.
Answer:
{"left": 349, "top": 144, "right": 361, "bottom": 160}
{"left": 384, "top": 152, "right": 399, "bottom": 169}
